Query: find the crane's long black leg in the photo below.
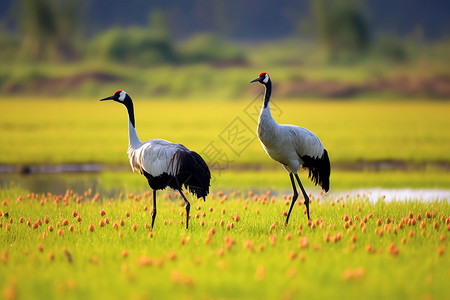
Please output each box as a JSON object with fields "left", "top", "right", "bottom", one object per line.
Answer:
{"left": 151, "top": 189, "right": 157, "bottom": 230}
{"left": 178, "top": 189, "right": 190, "bottom": 229}
{"left": 294, "top": 174, "right": 310, "bottom": 220}
{"left": 285, "top": 173, "right": 299, "bottom": 226}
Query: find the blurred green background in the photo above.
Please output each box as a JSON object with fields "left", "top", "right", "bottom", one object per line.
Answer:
{"left": 1, "top": 0, "right": 449, "bottom": 98}
{"left": 1, "top": 0, "right": 450, "bottom": 191}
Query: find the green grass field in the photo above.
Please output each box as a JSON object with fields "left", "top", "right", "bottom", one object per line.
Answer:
{"left": 1, "top": 97, "right": 450, "bottom": 299}
{"left": 2, "top": 98, "right": 450, "bottom": 165}
{"left": 2, "top": 29, "right": 450, "bottom": 300}
{"left": 2, "top": 97, "right": 450, "bottom": 192}
{"left": 0, "top": 187, "right": 448, "bottom": 300}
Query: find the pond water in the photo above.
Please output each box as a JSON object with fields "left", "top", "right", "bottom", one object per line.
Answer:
{"left": 334, "top": 188, "right": 450, "bottom": 203}
{"left": 0, "top": 173, "right": 115, "bottom": 196}
{"left": 1, "top": 172, "right": 449, "bottom": 203}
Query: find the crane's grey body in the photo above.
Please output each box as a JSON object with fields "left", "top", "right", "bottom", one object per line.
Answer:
{"left": 251, "top": 73, "right": 330, "bottom": 224}
{"left": 258, "top": 106, "right": 324, "bottom": 174}
{"left": 101, "top": 90, "right": 210, "bottom": 229}
{"left": 128, "top": 138, "right": 189, "bottom": 179}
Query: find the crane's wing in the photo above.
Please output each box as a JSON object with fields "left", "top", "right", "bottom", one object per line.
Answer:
{"left": 285, "top": 125, "right": 330, "bottom": 192}
{"left": 128, "top": 139, "right": 211, "bottom": 198}
{"left": 128, "top": 139, "right": 186, "bottom": 176}
{"left": 285, "top": 125, "right": 324, "bottom": 159}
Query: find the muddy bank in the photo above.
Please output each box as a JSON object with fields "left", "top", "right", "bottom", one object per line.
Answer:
{"left": 3, "top": 72, "right": 450, "bottom": 98}
{"left": 3, "top": 71, "right": 120, "bottom": 95}
{"left": 279, "top": 76, "right": 450, "bottom": 98}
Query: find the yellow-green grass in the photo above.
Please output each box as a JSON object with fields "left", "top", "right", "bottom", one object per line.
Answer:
{"left": 1, "top": 98, "right": 450, "bottom": 166}
{"left": 99, "top": 169, "right": 450, "bottom": 192}
{"left": 0, "top": 187, "right": 448, "bottom": 299}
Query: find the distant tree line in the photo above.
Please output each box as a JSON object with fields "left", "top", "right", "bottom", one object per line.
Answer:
{"left": 17, "top": 0, "right": 81, "bottom": 61}
{"left": 7, "top": 0, "right": 246, "bottom": 65}
{"left": 0, "top": 0, "right": 428, "bottom": 64}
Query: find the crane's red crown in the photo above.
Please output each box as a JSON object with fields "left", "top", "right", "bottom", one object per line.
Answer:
{"left": 259, "top": 72, "right": 267, "bottom": 78}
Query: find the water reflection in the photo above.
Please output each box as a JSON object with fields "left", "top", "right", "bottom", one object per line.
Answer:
{"left": 0, "top": 173, "right": 113, "bottom": 197}
{"left": 1, "top": 173, "right": 449, "bottom": 202}
{"left": 338, "top": 188, "right": 450, "bottom": 203}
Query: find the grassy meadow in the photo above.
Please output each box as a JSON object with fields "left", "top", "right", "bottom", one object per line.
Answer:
{"left": 2, "top": 98, "right": 450, "bottom": 166}
{"left": 0, "top": 187, "right": 449, "bottom": 300}
{"left": 1, "top": 6, "right": 450, "bottom": 299}
{"left": 1, "top": 95, "right": 450, "bottom": 299}
{"left": 2, "top": 96, "right": 450, "bottom": 192}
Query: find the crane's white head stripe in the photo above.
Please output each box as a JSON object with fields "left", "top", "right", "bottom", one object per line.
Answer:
{"left": 118, "top": 90, "right": 127, "bottom": 102}
{"left": 263, "top": 74, "right": 269, "bottom": 84}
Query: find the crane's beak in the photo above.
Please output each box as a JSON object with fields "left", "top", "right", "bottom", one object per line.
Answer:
{"left": 250, "top": 77, "right": 262, "bottom": 83}
{"left": 100, "top": 95, "right": 115, "bottom": 101}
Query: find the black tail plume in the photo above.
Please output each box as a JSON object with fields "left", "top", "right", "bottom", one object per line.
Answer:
{"left": 301, "top": 149, "right": 330, "bottom": 192}
{"left": 174, "top": 150, "right": 211, "bottom": 199}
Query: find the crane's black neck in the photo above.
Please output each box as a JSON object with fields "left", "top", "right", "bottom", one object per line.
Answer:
{"left": 122, "top": 96, "right": 136, "bottom": 128}
{"left": 263, "top": 79, "right": 272, "bottom": 108}
{"left": 122, "top": 94, "right": 142, "bottom": 148}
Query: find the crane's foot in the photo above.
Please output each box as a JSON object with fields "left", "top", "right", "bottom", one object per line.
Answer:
{"left": 305, "top": 200, "right": 310, "bottom": 220}
{"left": 185, "top": 202, "right": 190, "bottom": 229}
